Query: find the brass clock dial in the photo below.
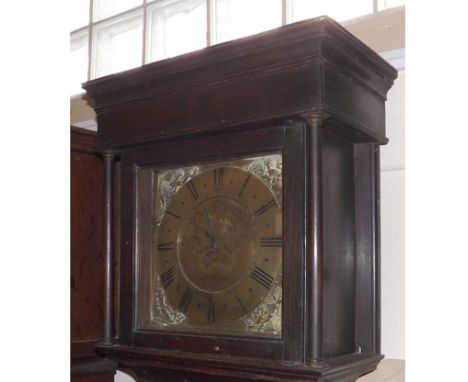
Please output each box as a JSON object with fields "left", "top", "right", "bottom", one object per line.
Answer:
{"left": 155, "top": 166, "right": 282, "bottom": 325}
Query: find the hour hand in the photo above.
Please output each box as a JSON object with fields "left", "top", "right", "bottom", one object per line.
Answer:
{"left": 203, "top": 229, "right": 213, "bottom": 240}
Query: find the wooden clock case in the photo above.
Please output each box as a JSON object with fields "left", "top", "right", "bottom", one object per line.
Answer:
{"left": 83, "top": 16, "right": 397, "bottom": 382}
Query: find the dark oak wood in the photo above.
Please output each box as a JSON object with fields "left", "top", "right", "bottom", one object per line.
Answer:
{"left": 83, "top": 16, "right": 397, "bottom": 382}
{"left": 71, "top": 127, "right": 117, "bottom": 382}
{"left": 71, "top": 128, "right": 105, "bottom": 342}
{"left": 97, "top": 345, "right": 383, "bottom": 382}
{"left": 305, "top": 114, "right": 324, "bottom": 363}
{"left": 83, "top": 16, "right": 395, "bottom": 149}
{"left": 120, "top": 124, "right": 298, "bottom": 362}
{"left": 102, "top": 150, "right": 118, "bottom": 345}
{"left": 320, "top": 127, "right": 357, "bottom": 358}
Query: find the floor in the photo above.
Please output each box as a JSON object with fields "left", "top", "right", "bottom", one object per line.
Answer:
{"left": 357, "top": 359, "right": 405, "bottom": 381}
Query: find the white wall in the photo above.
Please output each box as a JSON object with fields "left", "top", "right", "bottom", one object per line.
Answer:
{"left": 116, "top": 371, "right": 134, "bottom": 382}
{"left": 114, "top": 53, "right": 406, "bottom": 382}
{"left": 380, "top": 70, "right": 405, "bottom": 360}
{"left": 359, "top": 61, "right": 405, "bottom": 382}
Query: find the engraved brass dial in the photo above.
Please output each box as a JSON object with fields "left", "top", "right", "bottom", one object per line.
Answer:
{"left": 155, "top": 166, "right": 282, "bottom": 325}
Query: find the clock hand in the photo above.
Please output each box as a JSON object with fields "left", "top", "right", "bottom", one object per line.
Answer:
{"left": 202, "top": 201, "right": 217, "bottom": 250}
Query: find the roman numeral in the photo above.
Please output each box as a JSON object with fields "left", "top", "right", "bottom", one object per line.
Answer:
{"left": 238, "top": 174, "right": 251, "bottom": 197}
{"left": 186, "top": 180, "right": 199, "bottom": 200}
{"left": 260, "top": 236, "right": 283, "bottom": 247}
{"left": 213, "top": 168, "right": 224, "bottom": 192}
{"left": 178, "top": 288, "right": 192, "bottom": 314}
{"left": 160, "top": 266, "right": 177, "bottom": 288}
{"left": 250, "top": 266, "right": 274, "bottom": 289}
{"left": 166, "top": 210, "right": 181, "bottom": 219}
{"left": 157, "top": 242, "right": 174, "bottom": 251}
{"left": 235, "top": 294, "right": 247, "bottom": 314}
{"left": 207, "top": 298, "right": 215, "bottom": 323}
{"left": 255, "top": 199, "right": 276, "bottom": 216}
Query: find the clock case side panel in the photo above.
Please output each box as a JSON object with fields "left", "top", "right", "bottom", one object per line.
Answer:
{"left": 319, "top": 128, "right": 357, "bottom": 359}
{"left": 116, "top": 121, "right": 308, "bottom": 364}
{"left": 307, "top": 126, "right": 382, "bottom": 364}
{"left": 353, "top": 143, "right": 382, "bottom": 356}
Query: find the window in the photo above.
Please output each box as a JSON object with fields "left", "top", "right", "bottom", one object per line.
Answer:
{"left": 93, "top": 0, "right": 143, "bottom": 21}
{"left": 71, "top": 0, "right": 405, "bottom": 95}
{"left": 92, "top": 10, "right": 144, "bottom": 78}
{"left": 146, "top": 0, "right": 207, "bottom": 62}
{"left": 378, "top": 0, "right": 405, "bottom": 10}
{"left": 70, "top": 30, "right": 88, "bottom": 95}
{"left": 290, "top": 0, "right": 373, "bottom": 23}
{"left": 213, "top": 0, "right": 282, "bottom": 44}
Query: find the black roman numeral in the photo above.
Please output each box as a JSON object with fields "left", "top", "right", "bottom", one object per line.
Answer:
{"left": 207, "top": 298, "right": 215, "bottom": 323}
{"left": 157, "top": 242, "right": 174, "bottom": 251}
{"left": 238, "top": 174, "right": 251, "bottom": 197}
{"left": 186, "top": 180, "right": 199, "bottom": 200}
{"left": 178, "top": 288, "right": 192, "bottom": 314}
{"left": 160, "top": 266, "right": 177, "bottom": 288}
{"left": 166, "top": 210, "right": 181, "bottom": 219}
{"left": 214, "top": 168, "right": 224, "bottom": 192}
{"left": 255, "top": 199, "right": 276, "bottom": 216}
{"left": 250, "top": 266, "right": 274, "bottom": 289}
{"left": 260, "top": 236, "right": 283, "bottom": 247}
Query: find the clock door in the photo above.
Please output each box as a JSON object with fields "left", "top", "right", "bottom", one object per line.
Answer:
{"left": 125, "top": 122, "right": 306, "bottom": 362}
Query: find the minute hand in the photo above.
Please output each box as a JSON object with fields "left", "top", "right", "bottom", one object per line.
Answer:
{"left": 202, "top": 201, "right": 217, "bottom": 249}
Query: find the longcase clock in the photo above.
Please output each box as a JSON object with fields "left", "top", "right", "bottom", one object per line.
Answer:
{"left": 83, "top": 16, "right": 397, "bottom": 382}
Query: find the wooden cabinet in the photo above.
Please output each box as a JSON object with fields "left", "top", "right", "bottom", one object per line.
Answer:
{"left": 83, "top": 17, "right": 397, "bottom": 382}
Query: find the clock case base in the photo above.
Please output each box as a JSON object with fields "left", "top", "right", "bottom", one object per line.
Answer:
{"left": 97, "top": 344, "right": 382, "bottom": 382}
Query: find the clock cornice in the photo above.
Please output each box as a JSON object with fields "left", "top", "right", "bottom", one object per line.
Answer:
{"left": 83, "top": 16, "right": 397, "bottom": 150}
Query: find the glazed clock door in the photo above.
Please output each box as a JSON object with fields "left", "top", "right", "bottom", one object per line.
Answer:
{"left": 128, "top": 123, "right": 306, "bottom": 362}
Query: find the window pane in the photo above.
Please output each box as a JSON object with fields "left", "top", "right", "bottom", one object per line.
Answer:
{"left": 70, "top": 31, "right": 88, "bottom": 95}
{"left": 92, "top": 11, "right": 143, "bottom": 78}
{"left": 378, "top": 0, "right": 405, "bottom": 10}
{"left": 291, "top": 0, "right": 373, "bottom": 23}
{"left": 146, "top": 0, "right": 206, "bottom": 62}
{"left": 93, "top": 0, "right": 142, "bottom": 22}
{"left": 71, "top": 0, "right": 90, "bottom": 31}
{"left": 214, "top": 0, "right": 282, "bottom": 44}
